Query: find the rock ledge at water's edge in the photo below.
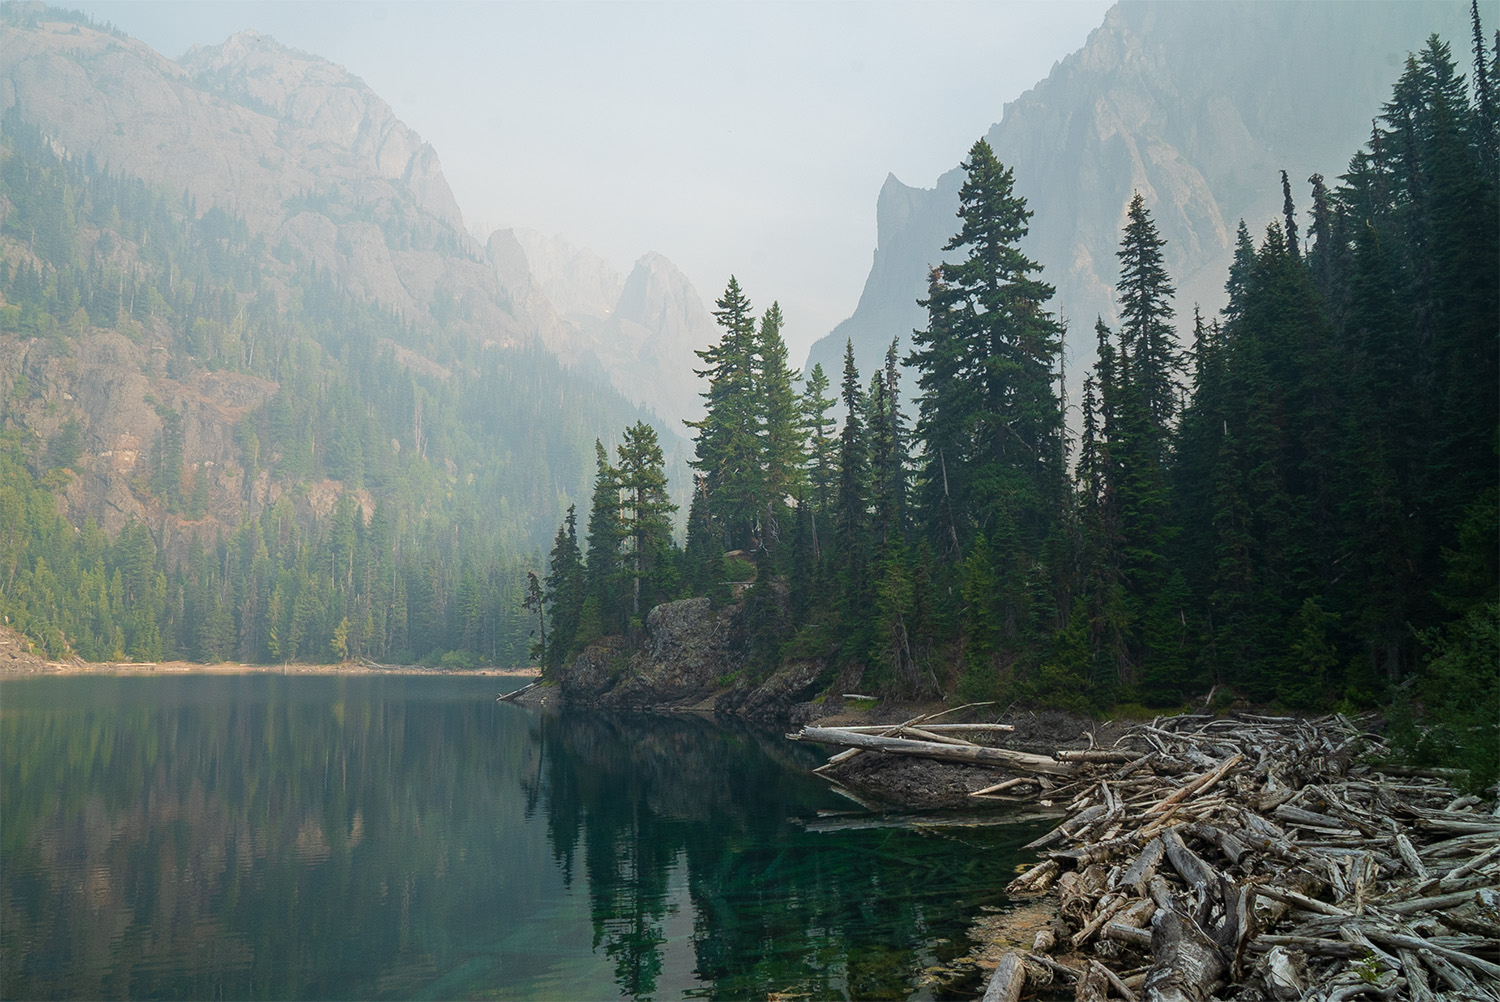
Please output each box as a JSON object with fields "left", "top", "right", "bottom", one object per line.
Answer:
{"left": 543, "top": 597, "right": 827, "bottom": 724}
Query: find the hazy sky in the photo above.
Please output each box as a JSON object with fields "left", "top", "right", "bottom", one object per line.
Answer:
{"left": 71, "top": 1, "right": 1113, "bottom": 360}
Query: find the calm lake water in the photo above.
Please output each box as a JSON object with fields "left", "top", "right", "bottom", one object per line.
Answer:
{"left": 1, "top": 675, "right": 1044, "bottom": 1000}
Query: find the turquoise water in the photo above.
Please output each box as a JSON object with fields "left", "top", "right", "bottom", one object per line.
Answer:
{"left": 1, "top": 676, "right": 1043, "bottom": 1000}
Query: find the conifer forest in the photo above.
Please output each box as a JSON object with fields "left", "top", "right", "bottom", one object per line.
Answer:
{"left": 0, "top": 20, "right": 1495, "bottom": 788}
{"left": 538, "top": 32, "right": 1497, "bottom": 785}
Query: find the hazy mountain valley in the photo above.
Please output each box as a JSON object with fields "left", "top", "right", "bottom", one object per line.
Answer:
{"left": 0, "top": 0, "right": 1494, "bottom": 766}
{"left": 3, "top": 2, "right": 1498, "bottom": 1000}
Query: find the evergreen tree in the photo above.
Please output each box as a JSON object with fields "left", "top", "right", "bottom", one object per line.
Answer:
{"left": 687, "top": 277, "right": 759, "bottom": 548}
{"left": 615, "top": 422, "right": 678, "bottom": 619}
{"left": 543, "top": 505, "right": 584, "bottom": 671}
{"left": 908, "top": 138, "right": 1066, "bottom": 565}
{"left": 867, "top": 337, "right": 909, "bottom": 546}
{"left": 1280, "top": 169, "right": 1302, "bottom": 259}
{"left": 751, "top": 301, "right": 805, "bottom": 554}
{"left": 1115, "top": 192, "right": 1184, "bottom": 444}
{"left": 1223, "top": 220, "right": 1256, "bottom": 325}
{"left": 583, "top": 440, "right": 623, "bottom": 633}
{"left": 800, "top": 362, "right": 838, "bottom": 522}
{"left": 834, "top": 340, "right": 869, "bottom": 572}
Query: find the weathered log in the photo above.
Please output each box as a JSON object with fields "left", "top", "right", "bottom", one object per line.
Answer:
{"left": 1443, "top": 840, "right": 1500, "bottom": 885}
{"left": 1091, "top": 959, "right": 1139, "bottom": 1002}
{"left": 1119, "top": 837, "right": 1166, "bottom": 895}
{"left": 496, "top": 681, "right": 539, "bottom": 701}
{"left": 981, "top": 951, "right": 1026, "bottom": 1002}
{"left": 1141, "top": 904, "right": 1228, "bottom": 1002}
{"left": 972, "top": 776, "right": 1037, "bottom": 796}
{"left": 1007, "top": 858, "right": 1060, "bottom": 894}
{"left": 1252, "top": 884, "right": 1351, "bottom": 918}
{"left": 1054, "top": 833, "right": 1142, "bottom": 865}
{"left": 1162, "top": 828, "right": 1219, "bottom": 890}
{"left": 1104, "top": 921, "right": 1154, "bottom": 948}
{"left": 1273, "top": 803, "right": 1355, "bottom": 831}
{"left": 1057, "top": 749, "right": 1142, "bottom": 764}
{"left": 1185, "top": 823, "right": 1249, "bottom": 866}
{"left": 793, "top": 727, "right": 1073, "bottom": 775}
{"left": 1361, "top": 927, "right": 1500, "bottom": 980}
{"left": 1071, "top": 894, "right": 1132, "bottom": 948}
{"left": 1382, "top": 885, "right": 1499, "bottom": 914}
{"left": 1258, "top": 945, "right": 1305, "bottom": 1001}
{"left": 1073, "top": 960, "right": 1109, "bottom": 1002}
{"left": 828, "top": 722, "right": 1014, "bottom": 734}
{"left": 1398, "top": 947, "right": 1437, "bottom": 1002}
{"left": 1142, "top": 753, "right": 1244, "bottom": 818}
{"left": 894, "top": 725, "right": 982, "bottom": 746}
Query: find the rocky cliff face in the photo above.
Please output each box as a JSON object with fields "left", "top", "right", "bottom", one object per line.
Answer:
{"left": 561, "top": 598, "right": 741, "bottom": 710}
{"left": 1, "top": 12, "right": 534, "bottom": 348}
{"left": 558, "top": 595, "right": 831, "bottom": 722}
{"left": 0, "top": 327, "right": 283, "bottom": 538}
{"left": 805, "top": 0, "right": 1471, "bottom": 399}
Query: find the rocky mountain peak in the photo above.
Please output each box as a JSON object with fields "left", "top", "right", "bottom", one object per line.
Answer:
{"left": 806, "top": 0, "right": 1470, "bottom": 408}
{"left": 179, "top": 29, "right": 466, "bottom": 235}
{"left": 510, "top": 229, "right": 623, "bottom": 322}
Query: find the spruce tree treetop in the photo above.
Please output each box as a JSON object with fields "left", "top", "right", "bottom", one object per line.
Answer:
{"left": 1115, "top": 192, "right": 1183, "bottom": 438}
{"left": 687, "top": 276, "right": 761, "bottom": 547}
{"left": 909, "top": 138, "right": 1064, "bottom": 557}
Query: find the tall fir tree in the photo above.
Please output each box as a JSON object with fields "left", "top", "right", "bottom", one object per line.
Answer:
{"left": 583, "top": 440, "right": 623, "bottom": 635}
{"left": 687, "top": 276, "right": 760, "bottom": 549}
{"left": 908, "top": 138, "right": 1066, "bottom": 565}
{"left": 543, "top": 505, "right": 584, "bottom": 671}
{"left": 751, "top": 301, "right": 805, "bottom": 555}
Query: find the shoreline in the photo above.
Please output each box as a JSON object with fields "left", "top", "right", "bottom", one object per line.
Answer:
{"left": 0, "top": 660, "right": 542, "bottom": 679}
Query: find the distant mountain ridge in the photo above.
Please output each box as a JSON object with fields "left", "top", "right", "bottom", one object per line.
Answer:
{"left": 806, "top": 0, "right": 1473, "bottom": 399}
{"left": 1, "top": 5, "right": 714, "bottom": 426}
{"left": 0, "top": 3, "right": 701, "bottom": 556}
{"left": 502, "top": 231, "right": 717, "bottom": 424}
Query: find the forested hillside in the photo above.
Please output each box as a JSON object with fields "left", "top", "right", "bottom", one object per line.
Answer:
{"left": 548, "top": 27, "right": 1496, "bottom": 782}
{"left": 0, "top": 106, "right": 679, "bottom": 666}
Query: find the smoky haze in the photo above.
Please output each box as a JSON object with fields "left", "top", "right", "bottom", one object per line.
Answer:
{"left": 67, "top": 0, "right": 1112, "bottom": 361}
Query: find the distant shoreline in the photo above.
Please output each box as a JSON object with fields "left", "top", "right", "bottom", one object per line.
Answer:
{"left": 0, "top": 660, "right": 542, "bottom": 679}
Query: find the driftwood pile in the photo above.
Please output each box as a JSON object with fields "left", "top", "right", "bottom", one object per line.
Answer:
{"left": 791, "top": 712, "right": 1499, "bottom": 1001}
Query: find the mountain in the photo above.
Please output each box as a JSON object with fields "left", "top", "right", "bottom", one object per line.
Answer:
{"left": 0, "top": 4, "right": 687, "bottom": 552}
{"left": 501, "top": 230, "right": 716, "bottom": 425}
{"left": 805, "top": 0, "right": 1473, "bottom": 397}
{"left": 1, "top": 8, "right": 553, "bottom": 347}
{"left": 512, "top": 228, "right": 623, "bottom": 323}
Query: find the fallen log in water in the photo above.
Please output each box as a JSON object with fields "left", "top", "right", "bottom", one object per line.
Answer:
{"left": 497, "top": 680, "right": 540, "bottom": 702}
{"left": 791, "top": 725, "right": 1073, "bottom": 775}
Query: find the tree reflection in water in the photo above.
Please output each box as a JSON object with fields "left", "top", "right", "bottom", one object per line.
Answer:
{"left": 525, "top": 711, "right": 1047, "bottom": 1001}
{"left": 3, "top": 677, "right": 1044, "bottom": 1001}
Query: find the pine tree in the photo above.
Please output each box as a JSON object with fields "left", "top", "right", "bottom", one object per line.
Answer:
{"left": 751, "top": 301, "right": 805, "bottom": 554}
{"left": 867, "top": 337, "right": 909, "bottom": 547}
{"left": 800, "top": 362, "right": 837, "bottom": 521}
{"left": 583, "top": 440, "right": 623, "bottom": 633}
{"left": 1115, "top": 193, "right": 1183, "bottom": 444}
{"left": 835, "top": 340, "right": 868, "bottom": 566}
{"left": 615, "top": 421, "right": 678, "bottom": 619}
{"left": 543, "top": 504, "right": 584, "bottom": 671}
{"left": 1223, "top": 220, "right": 1256, "bottom": 325}
{"left": 908, "top": 138, "right": 1066, "bottom": 564}
{"left": 687, "top": 277, "right": 760, "bottom": 549}
{"left": 1281, "top": 170, "right": 1301, "bottom": 259}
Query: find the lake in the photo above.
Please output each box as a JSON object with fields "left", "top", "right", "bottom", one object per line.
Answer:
{"left": 1, "top": 675, "right": 1044, "bottom": 1000}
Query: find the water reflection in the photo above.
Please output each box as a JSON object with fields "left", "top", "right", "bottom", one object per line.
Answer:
{"left": 2, "top": 678, "right": 1043, "bottom": 1000}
